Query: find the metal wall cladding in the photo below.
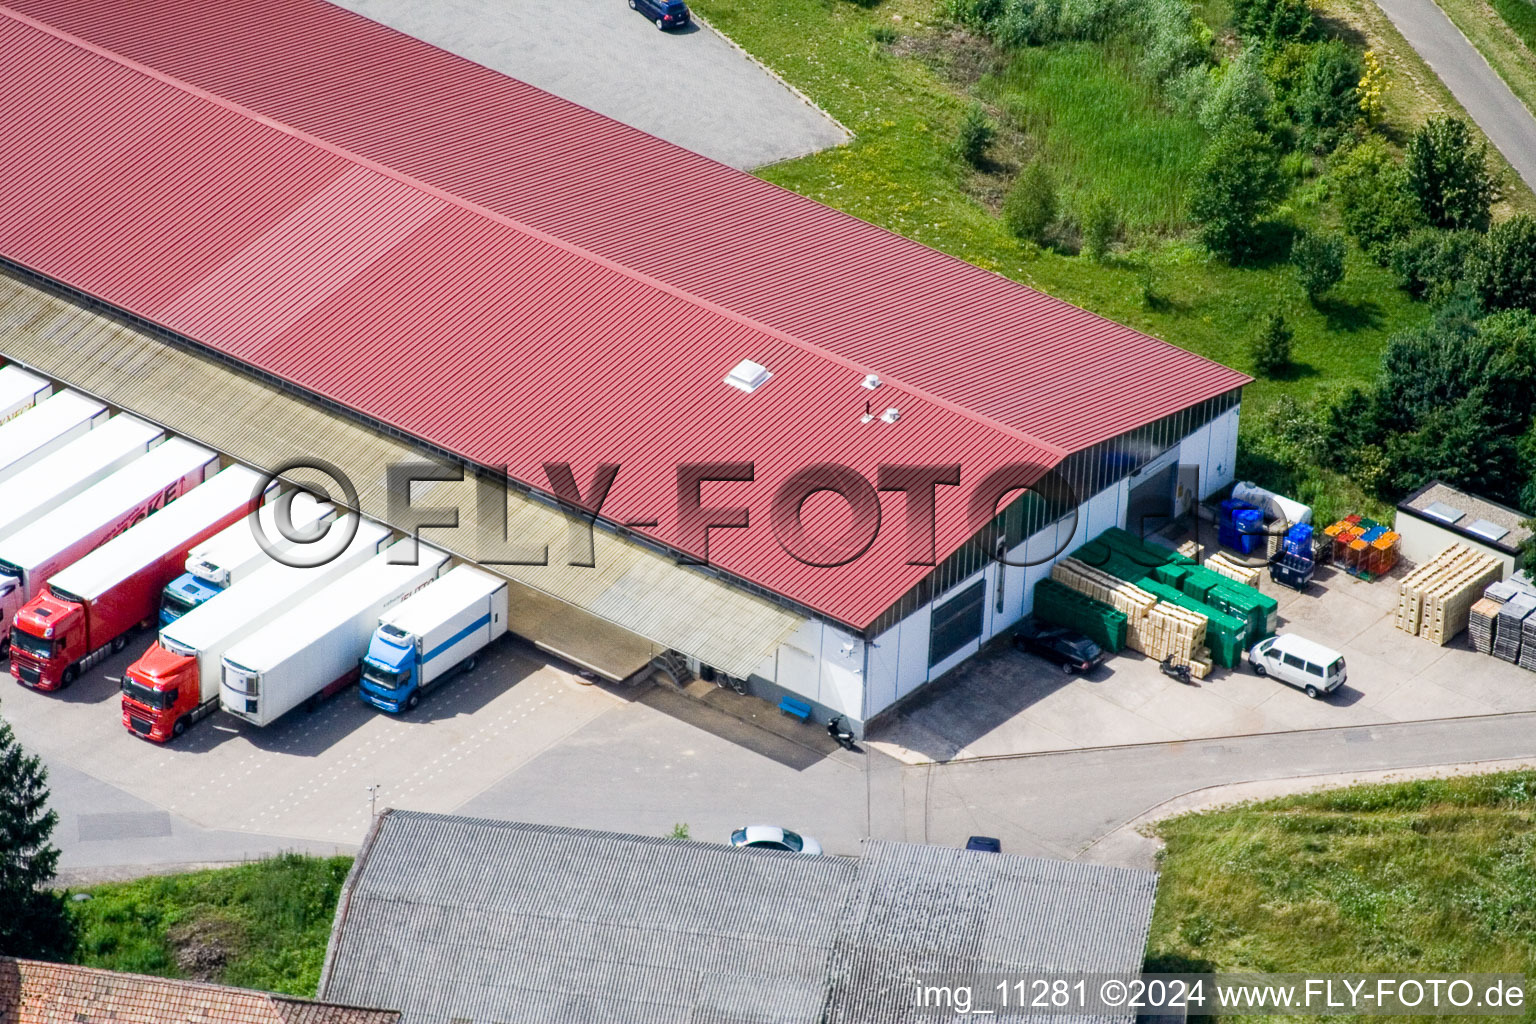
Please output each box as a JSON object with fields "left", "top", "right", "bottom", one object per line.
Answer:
{"left": 0, "top": 1, "right": 1247, "bottom": 629}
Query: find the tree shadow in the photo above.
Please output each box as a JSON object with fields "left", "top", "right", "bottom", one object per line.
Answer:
{"left": 1315, "top": 294, "right": 1384, "bottom": 332}
{"left": 1238, "top": 220, "right": 1302, "bottom": 268}
{"left": 1263, "top": 360, "right": 1320, "bottom": 382}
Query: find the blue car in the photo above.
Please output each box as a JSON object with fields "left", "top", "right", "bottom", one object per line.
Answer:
{"left": 629, "top": 0, "right": 690, "bottom": 30}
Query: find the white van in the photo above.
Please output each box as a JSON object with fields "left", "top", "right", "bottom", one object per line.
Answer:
{"left": 1247, "top": 634, "right": 1346, "bottom": 698}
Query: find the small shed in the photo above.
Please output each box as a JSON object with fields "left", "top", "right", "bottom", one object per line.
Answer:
{"left": 1395, "top": 481, "right": 1531, "bottom": 577}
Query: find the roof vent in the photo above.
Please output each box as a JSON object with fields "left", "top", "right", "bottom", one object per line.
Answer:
{"left": 1466, "top": 519, "right": 1509, "bottom": 543}
{"left": 861, "top": 374, "right": 882, "bottom": 390}
{"left": 724, "top": 359, "right": 772, "bottom": 394}
{"left": 1422, "top": 501, "right": 1465, "bottom": 525}
{"left": 881, "top": 407, "right": 901, "bottom": 424}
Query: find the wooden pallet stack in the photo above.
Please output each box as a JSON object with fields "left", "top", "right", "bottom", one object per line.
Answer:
{"left": 1050, "top": 558, "right": 1210, "bottom": 673}
{"left": 1395, "top": 545, "right": 1503, "bottom": 644}
{"left": 1468, "top": 597, "right": 1500, "bottom": 655}
{"left": 1521, "top": 605, "right": 1536, "bottom": 672}
{"left": 1493, "top": 595, "right": 1534, "bottom": 662}
{"left": 1205, "top": 551, "right": 1263, "bottom": 587}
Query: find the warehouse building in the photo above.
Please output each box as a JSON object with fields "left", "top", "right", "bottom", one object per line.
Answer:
{"left": 0, "top": 0, "right": 1247, "bottom": 732}
{"left": 319, "top": 810, "right": 1157, "bottom": 1024}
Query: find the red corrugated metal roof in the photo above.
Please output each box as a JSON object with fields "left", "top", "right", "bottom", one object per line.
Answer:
{"left": 0, "top": 0, "right": 1248, "bottom": 630}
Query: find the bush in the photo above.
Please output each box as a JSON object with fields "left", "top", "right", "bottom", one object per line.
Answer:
{"left": 1250, "top": 311, "right": 1293, "bottom": 375}
{"left": 1003, "top": 161, "right": 1060, "bottom": 243}
{"left": 1082, "top": 193, "right": 1119, "bottom": 259}
{"left": 1233, "top": 0, "right": 1314, "bottom": 44}
{"left": 1391, "top": 227, "right": 1484, "bottom": 301}
{"left": 955, "top": 104, "right": 997, "bottom": 167}
{"left": 1291, "top": 40, "right": 1361, "bottom": 152}
{"left": 1292, "top": 230, "right": 1346, "bottom": 301}
{"left": 1406, "top": 116, "right": 1496, "bottom": 232}
{"left": 1191, "top": 125, "right": 1283, "bottom": 260}
{"left": 1331, "top": 139, "right": 1423, "bottom": 264}
{"left": 1198, "top": 46, "right": 1271, "bottom": 133}
{"left": 1472, "top": 214, "right": 1536, "bottom": 312}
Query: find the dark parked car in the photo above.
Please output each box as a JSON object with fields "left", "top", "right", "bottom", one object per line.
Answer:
{"left": 1014, "top": 620, "right": 1104, "bottom": 674}
{"left": 629, "top": 0, "right": 690, "bottom": 30}
{"left": 965, "top": 836, "right": 1002, "bottom": 853}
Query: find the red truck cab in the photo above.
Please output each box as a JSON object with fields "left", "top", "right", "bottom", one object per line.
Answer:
{"left": 121, "top": 643, "right": 198, "bottom": 741}
{"left": 8, "top": 589, "right": 94, "bottom": 690}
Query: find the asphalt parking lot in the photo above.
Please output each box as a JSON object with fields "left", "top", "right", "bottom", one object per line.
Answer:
{"left": 329, "top": 0, "right": 849, "bottom": 169}
{"left": 867, "top": 560, "right": 1536, "bottom": 763}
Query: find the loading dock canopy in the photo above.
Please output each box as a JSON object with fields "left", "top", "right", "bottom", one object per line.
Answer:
{"left": 0, "top": 273, "right": 800, "bottom": 680}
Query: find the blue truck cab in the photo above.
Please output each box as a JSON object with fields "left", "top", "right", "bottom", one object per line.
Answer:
{"left": 158, "top": 571, "right": 225, "bottom": 626}
{"left": 359, "top": 625, "right": 419, "bottom": 713}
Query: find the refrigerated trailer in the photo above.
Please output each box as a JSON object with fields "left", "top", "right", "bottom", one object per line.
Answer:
{"left": 0, "top": 416, "right": 166, "bottom": 547}
{"left": 0, "top": 364, "right": 50, "bottom": 424}
{"left": 0, "top": 391, "right": 108, "bottom": 485}
{"left": 0, "top": 437, "right": 216, "bottom": 658}
{"left": 221, "top": 541, "right": 448, "bottom": 727}
{"left": 9, "top": 466, "right": 273, "bottom": 691}
{"left": 159, "top": 490, "right": 337, "bottom": 626}
{"left": 359, "top": 565, "right": 508, "bottom": 714}
{"left": 124, "top": 516, "right": 392, "bottom": 741}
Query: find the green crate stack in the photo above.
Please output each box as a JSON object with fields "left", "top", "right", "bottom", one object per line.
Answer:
{"left": 1180, "top": 574, "right": 1215, "bottom": 603}
{"left": 1138, "top": 579, "right": 1249, "bottom": 668}
{"left": 1070, "top": 539, "right": 1153, "bottom": 585}
{"left": 1152, "top": 563, "right": 1188, "bottom": 588}
{"left": 1034, "top": 578, "right": 1129, "bottom": 653}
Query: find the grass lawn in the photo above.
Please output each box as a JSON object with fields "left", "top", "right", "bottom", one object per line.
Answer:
{"left": 69, "top": 853, "right": 352, "bottom": 998}
{"left": 1149, "top": 770, "right": 1536, "bottom": 1007}
{"left": 1430, "top": 0, "right": 1536, "bottom": 121}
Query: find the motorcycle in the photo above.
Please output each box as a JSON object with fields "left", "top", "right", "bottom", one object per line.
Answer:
{"left": 827, "top": 715, "right": 857, "bottom": 750}
{"left": 1159, "top": 658, "right": 1194, "bottom": 685}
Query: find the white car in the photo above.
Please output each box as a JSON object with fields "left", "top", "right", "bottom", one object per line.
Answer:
{"left": 1248, "top": 634, "right": 1346, "bottom": 698}
{"left": 729, "top": 825, "right": 822, "bottom": 856}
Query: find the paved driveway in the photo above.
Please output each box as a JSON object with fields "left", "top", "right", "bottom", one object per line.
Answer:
{"left": 867, "top": 560, "right": 1536, "bottom": 762}
{"left": 1371, "top": 0, "right": 1536, "bottom": 194}
{"left": 329, "top": 0, "right": 848, "bottom": 169}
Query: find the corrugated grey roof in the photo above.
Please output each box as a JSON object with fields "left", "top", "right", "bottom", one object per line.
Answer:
{"left": 321, "top": 813, "right": 1156, "bottom": 1024}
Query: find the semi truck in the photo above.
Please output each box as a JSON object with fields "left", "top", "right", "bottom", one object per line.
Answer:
{"left": 123, "top": 516, "right": 392, "bottom": 741}
{"left": 0, "top": 390, "right": 108, "bottom": 484}
{"left": 359, "top": 565, "right": 508, "bottom": 713}
{"left": 9, "top": 465, "right": 271, "bottom": 691}
{"left": 159, "top": 490, "right": 336, "bottom": 626}
{"left": 221, "top": 540, "right": 448, "bottom": 727}
{"left": 0, "top": 437, "right": 216, "bottom": 658}
{"left": 0, "top": 415, "right": 165, "bottom": 547}
{"left": 0, "top": 364, "right": 51, "bottom": 425}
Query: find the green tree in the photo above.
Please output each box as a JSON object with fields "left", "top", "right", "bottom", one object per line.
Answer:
{"left": 1003, "top": 161, "right": 1059, "bottom": 244}
{"left": 1198, "top": 46, "right": 1271, "bottom": 133}
{"left": 1250, "top": 311, "right": 1293, "bottom": 375}
{"left": 0, "top": 708, "right": 75, "bottom": 961}
{"left": 1232, "top": 0, "right": 1313, "bottom": 43}
{"left": 1082, "top": 193, "right": 1119, "bottom": 260}
{"left": 1472, "top": 214, "right": 1536, "bottom": 312}
{"left": 1406, "top": 117, "right": 1496, "bottom": 232}
{"left": 955, "top": 104, "right": 996, "bottom": 168}
{"left": 1391, "top": 228, "right": 1484, "bottom": 301}
{"left": 1292, "top": 230, "right": 1346, "bottom": 301}
{"left": 1191, "top": 125, "right": 1283, "bottom": 260}
{"left": 1291, "top": 40, "right": 1362, "bottom": 152}
{"left": 1331, "top": 139, "right": 1423, "bottom": 264}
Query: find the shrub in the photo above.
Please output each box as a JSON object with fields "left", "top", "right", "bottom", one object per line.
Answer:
{"left": 955, "top": 103, "right": 997, "bottom": 167}
{"left": 1331, "top": 139, "right": 1423, "bottom": 264}
{"left": 1292, "top": 230, "right": 1346, "bottom": 301}
{"left": 1250, "top": 311, "right": 1293, "bottom": 375}
{"left": 1233, "top": 0, "right": 1314, "bottom": 44}
{"left": 1003, "top": 161, "right": 1060, "bottom": 243}
{"left": 1471, "top": 214, "right": 1536, "bottom": 312}
{"left": 1391, "top": 228, "right": 1484, "bottom": 301}
{"left": 1406, "top": 116, "right": 1496, "bottom": 232}
{"left": 1082, "top": 193, "right": 1119, "bottom": 259}
{"left": 1291, "top": 40, "right": 1362, "bottom": 152}
{"left": 1198, "top": 46, "right": 1271, "bottom": 133}
{"left": 1191, "top": 125, "right": 1283, "bottom": 260}
{"left": 1357, "top": 48, "right": 1386, "bottom": 126}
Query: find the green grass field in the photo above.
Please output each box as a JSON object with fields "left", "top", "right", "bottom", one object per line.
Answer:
{"left": 69, "top": 853, "right": 352, "bottom": 997}
{"left": 1489, "top": 0, "right": 1536, "bottom": 50}
{"left": 1149, "top": 771, "right": 1536, "bottom": 1015}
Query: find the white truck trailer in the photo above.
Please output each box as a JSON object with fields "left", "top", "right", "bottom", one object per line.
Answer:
{"left": 0, "top": 390, "right": 108, "bottom": 484}
{"left": 159, "top": 490, "right": 337, "bottom": 626}
{"left": 0, "top": 437, "right": 217, "bottom": 656}
{"left": 358, "top": 565, "right": 509, "bottom": 713}
{"left": 123, "top": 517, "right": 392, "bottom": 741}
{"left": 0, "top": 364, "right": 51, "bottom": 424}
{"left": 0, "top": 415, "right": 166, "bottom": 545}
{"left": 220, "top": 540, "right": 448, "bottom": 727}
